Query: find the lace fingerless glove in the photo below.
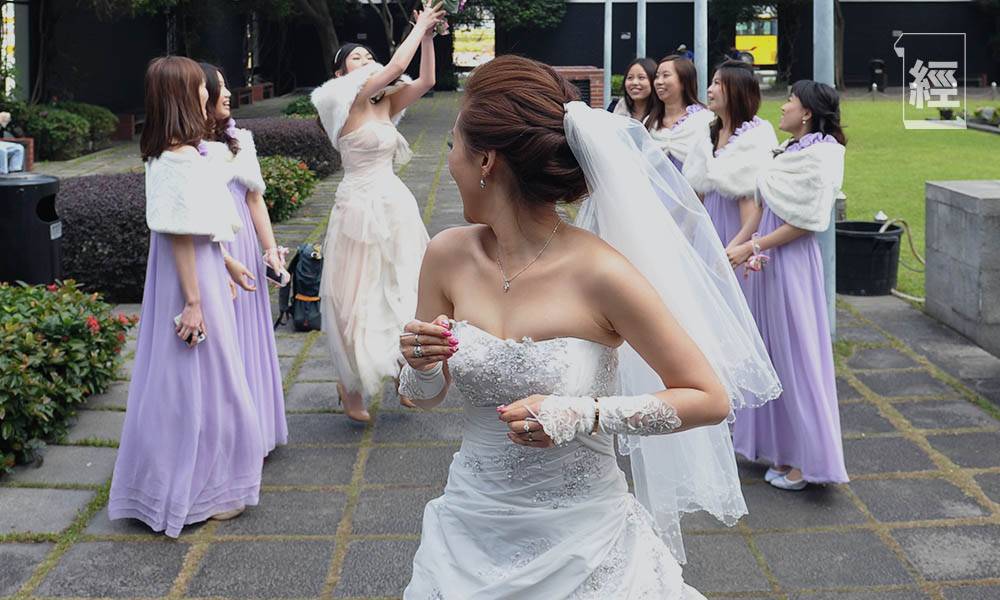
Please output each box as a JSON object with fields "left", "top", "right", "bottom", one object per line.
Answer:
{"left": 535, "top": 394, "right": 683, "bottom": 445}
{"left": 398, "top": 362, "right": 446, "bottom": 401}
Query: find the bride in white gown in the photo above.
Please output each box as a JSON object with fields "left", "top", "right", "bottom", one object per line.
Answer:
{"left": 396, "top": 56, "right": 780, "bottom": 599}
{"left": 311, "top": 3, "right": 446, "bottom": 422}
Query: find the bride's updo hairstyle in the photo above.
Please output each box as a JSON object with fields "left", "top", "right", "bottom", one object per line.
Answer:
{"left": 458, "top": 55, "right": 589, "bottom": 206}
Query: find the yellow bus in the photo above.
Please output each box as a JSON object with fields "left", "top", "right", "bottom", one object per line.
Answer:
{"left": 735, "top": 10, "right": 778, "bottom": 67}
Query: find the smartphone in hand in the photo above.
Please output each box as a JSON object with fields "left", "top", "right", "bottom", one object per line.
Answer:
{"left": 173, "top": 314, "right": 206, "bottom": 346}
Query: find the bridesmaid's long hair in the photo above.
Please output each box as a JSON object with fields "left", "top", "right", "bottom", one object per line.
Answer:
{"left": 199, "top": 62, "right": 240, "bottom": 155}
{"left": 647, "top": 55, "right": 702, "bottom": 132}
{"left": 709, "top": 60, "right": 761, "bottom": 149}
{"left": 620, "top": 57, "right": 659, "bottom": 124}
{"left": 791, "top": 80, "right": 847, "bottom": 146}
{"left": 140, "top": 56, "right": 208, "bottom": 161}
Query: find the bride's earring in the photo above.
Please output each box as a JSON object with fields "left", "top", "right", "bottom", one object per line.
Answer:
{"left": 479, "top": 177, "right": 487, "bottom": 190}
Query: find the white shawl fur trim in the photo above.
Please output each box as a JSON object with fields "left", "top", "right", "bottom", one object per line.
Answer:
{"left": 311, "top": 62, "right": 411, "bottom": 151}
{"left": 682, "top": 119, "right": 778, "bottom": 198}
{"left": 756, "top": 140, "right": 845, "bottom": 232}
{"left": 204, "top": 128, "right": 267, "bottom": 194}
{"left": 650, "top": 107, "right": 714, "bottom": 166}
{"left": 145, "top": 143, "right": 242, "bottom": 243}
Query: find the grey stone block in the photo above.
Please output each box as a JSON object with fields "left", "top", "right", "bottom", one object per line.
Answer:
{"left": 275, "top": 334, "right": 307, "bottom": 357}
{"left": 373, "top": 411, "right": 464, "bottom": 443}
{"left": 188, "top": 541, "right": 335, "bottom": 598}
{"left": 682, "top": 534, "right": 771, "bottom": 593}
{"left": 836, "top": 377, "right": 863, "bottom": 401}
{"left": 0, "top": 488, "right": 94, "bottom": 535}
{"left": 851, "top": 478, "right": 987, "bottom": 522}
{"left": 742, "top": 483, "right": 865, "bottom": 530}
{"left": 64, "top": 411, "right": 125, "bottom": 443}
{"left": 7, "top": 446, "right": 117, "bottom": 486}
{"left": 915, "top": 340, "right": 1000, "bottom": 380}
{"left": 840, "top": 403, "right": 896, "bottom": 435}
{"left": 364, "top": 445, "right": 459, "bottom": 485}
{"left": 36, "top": 541, "right": 188, "bottom": 597}
{"left": 0, "top": 543, "right": 53, "bottom": 596}
{"left": 261, "top": 446, "right": 357, "bottom": 486}
{"left": 975, "top": 472, "right": 1000, "bottom": 504}
{"left": 285, "top": 381, "right": 341, "bottom": 411}
{"left": 927, "top": 432, "right": 1000, "bottom": 468}
{"left": 352, "top": 488, "right": 442, "bottom": 534}
{"left": 216, "top": 491, "right": 346, "bottom": 536}
{"left": 285, "top": 413, "right": 365, "bottom": 445}
{"left": 855, "top": 370, "right": 953, "bottom": 398}
{"left": 848, "top": 347, "right": 918, "bottom": 370}
{"left": 895, "top": 401, "right": 998, "bottom": 430}
{"left": 297, "top": 357, "right": 337, "bottom": 381}
{"left": 893, "top": 525, "right": 1000, "bottom": 580}
{"left": 85, "top": 382, "right": 129, "bottom": 409}
{"left": 333, "top": 540, "right": 419, "bottom": 597}
{"left": 943, "top": 586, "right": 1000, "bottom": 600}
{"left": 84, "top": 507, "right": 205, "bottom": 537}
{"left": 755, "top": 531, "right": 914, "bottom": 588}
{"left": 843, "top": 437, "right": 936, "bottom": 475}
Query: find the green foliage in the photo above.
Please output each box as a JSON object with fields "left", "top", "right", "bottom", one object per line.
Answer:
{"left": 455, "top": 0, "right": 567, "bottom": 30}
{"left": 283, "top": 95, "right": 318, "bottom": 117}
{"left": 55, "top": 101, "right": 118, "bottom": 149}
{"left": 22, "top": 107, "right": 91, "bottom": 161}
{"left": 0, "top": 281, "right": 136, "bottom": 475}
{"left": 259, "top": 155, "right": 318, "bottom": 222}
{"left": 611, "top": 74, "right": 624, "bottom": 96}
{"left": 973, "top": 106, "right": 1000, "bottom": 125}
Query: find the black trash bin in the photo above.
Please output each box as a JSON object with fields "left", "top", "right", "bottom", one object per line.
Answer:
{"left": 869, "top": 59, "right": 887, "bottom": 91}
{"left": 835, "top": 221, "right": 902, "bottom": 296}
{"left": 0, "top": 173, "right": 61, "bottom": 285}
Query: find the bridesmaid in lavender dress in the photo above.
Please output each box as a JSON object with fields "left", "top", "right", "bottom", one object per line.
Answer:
{"left": 646, "top": 55, "right": 714, "bottom": 172}
{"left": 683, "top": 60, "right": 776, "bottom": 253}
{"left": 201, "top": 62, "right": 288, "bottom": 455}
{"left": 109, "top": 56, "right": 264, "bottom": 536}
{"left": 611, "top": 58, "right": 660, "bottom": 123}
{"left": 727, "top": 81, "right": 849, "bottom": 490}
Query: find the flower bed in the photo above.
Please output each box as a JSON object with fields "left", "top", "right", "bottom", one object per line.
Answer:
{"left": 0, "top": 281, "right": 136, "bottom": 475}
{"left": 260, "top": 155, "right": 318, "bottom": 222}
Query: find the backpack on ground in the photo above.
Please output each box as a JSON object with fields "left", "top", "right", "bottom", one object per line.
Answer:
{"left": 276, "top": 243, "right": 323, "bottom": 332}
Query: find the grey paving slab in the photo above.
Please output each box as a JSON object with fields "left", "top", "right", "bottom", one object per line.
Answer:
{"left": 681, "top": 534, "right": 771, "bottom": 593}
{"left": 352, "top": 487, "right": 442, "bottom": 535}
{"left": 895, "top": 401, "right": 998, "bottom": 430}
{"left": 6, "top": 446, "right": 116, "bottom": 486}
{"left": 926, "top": 432, "right": 1000, "bottom": 468}
{"left": 0, "top": 488, "right": 94, "bottom": 534}
{"left": 333, "top": 540, "right": 420, "bottom": 597}
{"left": 893, "top": 525, "right": 1000, "bottom": 580}
{"left": 942, "top": 586, "right": 1000, "bottom": 600}
{"left": 843, "top": 437, "right": 936, "bottom": 475}
{"left": 63, "top": 410, "right": 125, "bottom": 443}
{"left": 83, "top": 507, "right": 206, "bottom": 537}
{"left": 364, "top": 445, "right": 459, "bottom": 485}
{"left": 188, "top": 541, "right": 335, "bottom": 598}
{"left": 789, "top": 591, "right": 930, "bottom": 600}
{"left": 913, "top": 340, "right": 1000, "bottom": 380}
{"left": 836, "top": 326, "right": 890, "bottom": 343}
{"left": 855, "top": 370, "right": 955, "bottom": 398}
{"left": 279, "top": 355, "right": 295, "bottom": 376}
{"left": 848, "top": 347, "right": 919, "bottom": 370}
{"left": 36, "top": 541, "right": 187, "bottom": 597}
{"left": 850, "top": 478, "right": 988, "bottom": 522}
{"left": 969, "top": 377, "right": 1000, "bottom": 407}
{"left": 285, "top": 413, "right": 366, "bottom": 445}
{"left": 216, "top": 491, "right": 347, "bottom": 536}
{"left": 680, "top": 510, "right": 733, "bottom": 532}
{"left": 754, "top": 531, "right": 914, "bottom": 589}
{"left": 297, "top": 357, "right": 338, "bottom": 381}
{"left": 85, "top": 381, "right": 129, "bottom": 409}
{"left": 837, "top": 376, "right": 863, "bottom": 401}
{"left": 275, "top": 334, "right": 307, "bottom": 357}
{"left": 974, "top": 472, "right": 1000, "bottom": 504}
{"left": 742, "top": 483, "right": 866, "bottom": 529}
{"left": 0, "top": 543, "right": 53, "bottom": 596}
{"left": 286, "top": 381, "right": 341, "bottom": 411}
{"left": 840, "top": 402, "right": 897, "bottom": 435}
{"left": 373, "top": 411, "right": 465, "bottom": 443}
{"left": 261, "top": 446, "right": 357, "bottom": 486}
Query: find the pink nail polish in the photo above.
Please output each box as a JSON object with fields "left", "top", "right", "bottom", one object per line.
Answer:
{"left": 449, "top": 339, "right": 458, "bottom": 346}
{"left": 443, "top": 330, "right": 453, "bottom": 337}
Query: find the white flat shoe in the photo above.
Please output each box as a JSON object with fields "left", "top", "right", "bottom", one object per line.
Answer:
{"left": 764, "top": 467, "right": 790, "bottom": 483}
{"left": 210, "top": 507, "right": 245, "bottom": 521}
{"left": 770, "top": 474, "right": 808, "bottom": 491}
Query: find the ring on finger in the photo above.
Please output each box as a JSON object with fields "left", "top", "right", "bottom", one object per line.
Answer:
{"left": 522, "top": 422, "right": 531, "bottom": 433}
{"left": 413, "top": 344, "right": 424, "bottom": 358}
{"left": 527, "top": 431, "right": 533, "bottom": 442}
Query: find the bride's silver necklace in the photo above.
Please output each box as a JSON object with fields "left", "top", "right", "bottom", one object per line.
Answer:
{"left": 495, "top": 220, "right": 561, "bottom": 293}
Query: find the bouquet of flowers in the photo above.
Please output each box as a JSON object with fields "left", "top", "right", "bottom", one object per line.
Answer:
{"left": 429, "top": 0, "right": 466, "bottom": 35}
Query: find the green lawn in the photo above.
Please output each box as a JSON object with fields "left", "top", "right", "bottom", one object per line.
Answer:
{"left": 757, "top": 99, "right": 1000, "bottom": 298}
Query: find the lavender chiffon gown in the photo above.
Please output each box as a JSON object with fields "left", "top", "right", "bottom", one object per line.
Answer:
{"left": 109, "top": 234, "right": 264, "bottom": 537}
{"left": 225, "top": 178, "right": 287, "bottom": 454}
{"left": 703, "top": 190, "right": 743, "bottom": 247}
{"left": 732, "top": 204, "right": 848, "bottom": 484}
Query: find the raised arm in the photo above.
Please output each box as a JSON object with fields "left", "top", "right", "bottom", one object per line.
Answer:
{"left": 389, "top": 33, "right": 438, "bottom": 116}
{"left": 358, "top": 2, "right": 444, "bottom": 101}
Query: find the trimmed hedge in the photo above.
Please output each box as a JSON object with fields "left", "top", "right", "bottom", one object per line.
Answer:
{"left": 23, "top": 106, "right": 91, "bottom": 160}
{"left": 0, "top": 281, "right": 136, "bottom": 474}
{"left": 56, "top": 173, "right": 149, "bottom": 303}
{"left": 56, "top": 101, "right": 118, "bottom": 149}
{"left": 283, "top": 95, "right": 317, "bottom": 117}
{"left": 260, "top": 156, "right": 318, "bottom": 222}
{"left": 242, "top": 117, "right": 339, "bottom": 177}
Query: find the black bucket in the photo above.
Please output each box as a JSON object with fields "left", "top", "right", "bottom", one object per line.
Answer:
{"left": 835, "top": 221, "right": 903, "bottom": 296}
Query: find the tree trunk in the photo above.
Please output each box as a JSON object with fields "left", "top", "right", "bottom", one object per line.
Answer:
{"left": 296, "top": 0, "right": 341, "bottom": 78}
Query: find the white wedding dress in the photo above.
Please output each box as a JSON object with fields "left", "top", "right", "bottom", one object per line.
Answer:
{"left": 404, "top": 321, "right": 705, "bottom": 599}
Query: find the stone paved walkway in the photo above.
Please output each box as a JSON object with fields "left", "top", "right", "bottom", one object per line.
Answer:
{"left": 3, "top": 92, "right": 1000, "bottom": 600}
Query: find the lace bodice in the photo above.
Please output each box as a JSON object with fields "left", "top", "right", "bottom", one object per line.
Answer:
{"left": 339, "top": 120, "right": 412, "bottom": 175}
